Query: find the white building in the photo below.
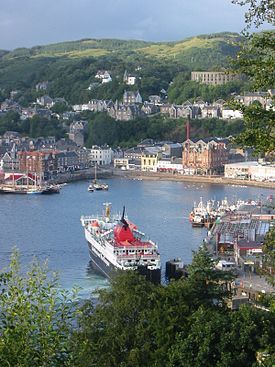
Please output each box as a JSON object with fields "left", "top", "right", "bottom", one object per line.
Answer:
{"left": 89, "top": 146, "right": 113, "bottom": 165}
{"left": 224, "top": 161, "right": 275, "bottom": 182}
{"left": 95, "top": 70, "right": 112, "bottom": 84}
{"left": 157, "top": 159, "right": 183, "bottom": 173}
{"left": 222, "top": 109, "right": 243, "bottom": 119}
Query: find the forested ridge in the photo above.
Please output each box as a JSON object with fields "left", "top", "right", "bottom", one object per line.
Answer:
{"left": 0, "top": 32, "right": 243, "bottom": 105}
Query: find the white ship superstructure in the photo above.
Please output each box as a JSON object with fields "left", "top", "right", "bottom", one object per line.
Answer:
{"left": 80, "top": 204, "right": 161, "bottom": 283}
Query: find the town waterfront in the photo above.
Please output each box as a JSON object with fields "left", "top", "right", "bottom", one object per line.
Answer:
{"left": 0, "top": 178, "right": 273, "bottom": 298}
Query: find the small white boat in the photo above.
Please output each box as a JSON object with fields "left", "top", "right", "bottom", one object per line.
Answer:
{"left": 88, "top": 184, "right": 94, "bottom": 192}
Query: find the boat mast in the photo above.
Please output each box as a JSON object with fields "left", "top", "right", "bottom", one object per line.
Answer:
{"left": 94, "top": 163, "right": 97, "bottom": 183}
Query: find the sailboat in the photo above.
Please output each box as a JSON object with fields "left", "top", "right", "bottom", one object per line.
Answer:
{"left": 88, "top": 164, "right": 109, "bottom": 192}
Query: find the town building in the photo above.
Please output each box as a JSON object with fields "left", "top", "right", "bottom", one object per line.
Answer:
{"left": 56, "top": 151, "right": 79, "bottom": 172}
{"left": 224, "top": 161, "right": 275, "bottom": 182}
{"left": 222, "top": 109, "right": 243, "bottom": 119}
{"left": 17, "top": 151, "right": 58, "bottom": 179}
{"left": 123, "top": 90, "right": 142, "bottom": 104}
{"left": 157, "top": 158, "right": 183, "bottom": 173}
{"left": 123, "top": 71, "right": 136, "bottom": 85}
{"left": 162, "top": 143, "right": 183, "bottom": 158}
{"left": 141, "top": 147, "right": 162, "bottom": 172}
{"left": 36, "top": 95, "right": 53, "bottom": 108}
{"left": 35, "top": 81, "right": 49, "bottom": 91}
{"left": 95, "top": 70, "right": 112, "bottom": 84}
{"left": 68, "top": 121, "right": 88, "bottom": 147}
{"left": 182, "top": 138, "right": 229, "bottom": 174}
{"left": 89, "top": 145, "right": 113, "bottom": 165}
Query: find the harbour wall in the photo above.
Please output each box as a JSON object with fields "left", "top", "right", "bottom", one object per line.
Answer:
{"left": 50, "top": 168, "right": 275, "bottom": 189}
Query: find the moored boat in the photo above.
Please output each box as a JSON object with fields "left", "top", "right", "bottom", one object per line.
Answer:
{"left": 80, "top": 203, "right": 161, "bottom": 283}
{"left": 88, "top": 164, "right": 109, "bottom": 192}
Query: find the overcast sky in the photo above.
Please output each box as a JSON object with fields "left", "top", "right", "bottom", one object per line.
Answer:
{"left": 0, "top": 0, "right": 258, "bottom": 50}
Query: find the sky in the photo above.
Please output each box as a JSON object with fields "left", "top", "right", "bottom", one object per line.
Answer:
{"left": 0, "top": 0, "right": 258, "bottom": 50}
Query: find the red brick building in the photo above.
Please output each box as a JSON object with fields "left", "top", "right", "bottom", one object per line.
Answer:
{"left": 17, "top": 151, "right": 58, "bottom": 178}
{"left": 182, "top": 138, "right": 229, "bottom": 174}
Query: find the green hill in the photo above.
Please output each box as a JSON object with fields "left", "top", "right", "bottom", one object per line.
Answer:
{"left": 0, "top": 32, "right": 242, "bottom": 104}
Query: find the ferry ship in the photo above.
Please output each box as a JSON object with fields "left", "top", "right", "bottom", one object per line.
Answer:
{"left": 80, "top": 203, "right": 161, "bottom": 283}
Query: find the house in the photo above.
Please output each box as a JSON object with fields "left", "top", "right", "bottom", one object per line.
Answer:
{"left": 201, "top": 105, "right": 222, "bottom": 118}
{"left": 235, "top": 92, "right": 268, "bottom": 107}
{"left": 89, "top": 145, "right": 113, "bottom": 166}
{"left": 36, "top": 95, "right": 54, "bottom": 108}
{"left": 123, "top": 90, "right": 142, "bottom": 104}
{"left": 35, "top": 81, "right": 49, "bottom": 91}
{"left": 141, "top": 147, "right": 162, "bottom": 172}
{"left": 0, "top": 151, "right": 19, "bottom": 171}
{"left": 95, "top": 70, "right": 112, "bottom": 84}
{"left": 56, "top": 151, "right": 79, "bottom": 172}
{"left": 123, "top": 71, "right": 136, "bottom": 85}
{"left": 108, "top": 103, "right": 144, "bottom": 121}
{"left": 148, "top": 95, "right": 161, "bottom": 104}
{"left": 124, "top": 147, "right": 145, "bottom": 160}
{"left": 141, "top": 102, "right": 159, "bottom": 115}
{"left": 0, "top": 99, "right": 21, "bottom": 112}
{"left": 68, "top": 121, "right": 88, "bottom": 147}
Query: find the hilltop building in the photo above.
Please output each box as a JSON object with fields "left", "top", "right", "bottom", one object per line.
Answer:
{"left": 123, "top": 70, "right": 136, "bottom": 85}
{"left": 191, "top": 71, "right": 240, "bottom": 85}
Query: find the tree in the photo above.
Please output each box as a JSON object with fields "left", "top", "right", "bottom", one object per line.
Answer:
{"left": 72, "top": 271, "right": 159, "bottom": 367}
{"left": 261, "top": 226, "right": 275, "bottom": 287}
{"left": 232, "top": 0, "right": 275, "bottom": 29}
{"left": 233, "top": 101, "right": 275, "bottom": 155}
{"left": 0, "top": 250, "right": 77, "bottom": 367}
{"left": 231, "top": 2, "right": 275, "bottom": 156}
{"left": 185, "top": 245, "right": 235, "bottom": 309}
{"left": 168, "top": 305, "right": 275, "bottom": 367}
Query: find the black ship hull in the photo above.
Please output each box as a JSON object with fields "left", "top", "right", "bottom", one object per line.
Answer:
{"left": 88, "top": 243, "right": 161, "bottom": 284}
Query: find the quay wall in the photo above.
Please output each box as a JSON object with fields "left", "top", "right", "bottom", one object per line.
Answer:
{"left": 112, "top": 169, "right": 275, "bottom": 189}
{"left": 50, "top": 167, "right": 275, "bottom": 189}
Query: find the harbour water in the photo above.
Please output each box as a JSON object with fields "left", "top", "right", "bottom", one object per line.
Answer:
{"left": 0, "top": 177, "right": 273, "bottom": 298}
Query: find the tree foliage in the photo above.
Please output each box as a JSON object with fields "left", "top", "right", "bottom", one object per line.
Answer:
{"left": 71, "top": 246, "right": 275, "bottom": 367}
{"left": 232, "top": 0, "right": 275, "bottom": 29}
{"left": 0, "top": 112, "right": 66, "bottom": 139}
{"left": 261, "top": 226, "right": 275, "bottom": 287}
{"left": 233, "top": 101, "right": 275, "bottom": 155}
{"left": 85, "top": 113, "right": 244, "bottom": 148}
{"left": 0, "top": 250, "right": 77, "bottom": 367}
{"left": 231, "top": 1, "right": 275, "bottom": 156}
{"left": 168, "top": 78, "right": 246, "bottom": 104}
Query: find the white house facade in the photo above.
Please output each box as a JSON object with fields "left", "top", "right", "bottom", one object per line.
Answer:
{"left": 89, "top": 146, "right": 113, "bottom": 165}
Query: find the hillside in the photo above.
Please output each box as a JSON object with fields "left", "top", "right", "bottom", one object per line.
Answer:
{"left": 0, "top": 32, "right": 242, "bottom": 104}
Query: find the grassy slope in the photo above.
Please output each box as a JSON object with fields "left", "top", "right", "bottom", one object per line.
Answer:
{"left": 0, "top": 32, "right": 241, "bottom": 88}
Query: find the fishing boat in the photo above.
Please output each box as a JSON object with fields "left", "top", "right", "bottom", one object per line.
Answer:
{"left": 189, "top": 197, "right": 232, "bottom": 228}
{"left": 80, "top": 203, "right": 161, "bottom": 283}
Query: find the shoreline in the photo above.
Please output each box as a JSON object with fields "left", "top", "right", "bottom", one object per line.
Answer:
{"left": 48, "top": 168, "right": 275, "bottom": 190}
{"left": 112, "top": 170, "right": 275, "bottom": 189}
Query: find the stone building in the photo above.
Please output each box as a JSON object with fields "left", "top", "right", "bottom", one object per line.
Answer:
{"left": 17, "top": 151, "right": 58, "bottom": 179}
{"left": 182, "top": 138, "right": 229, "bottom": 174}
{"left": 191, "top": 71, "right": 239, "bottom": 85}
{"left": 123, "top": 90, "right": 142, "bottom": 104}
